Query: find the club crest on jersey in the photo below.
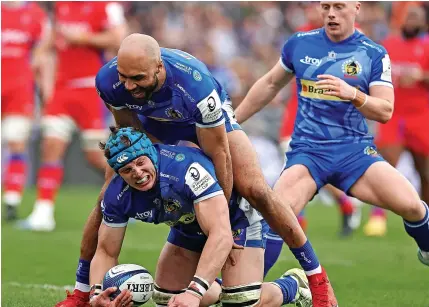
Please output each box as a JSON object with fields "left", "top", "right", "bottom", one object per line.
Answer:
{"left": 164, "top": 198, "right": 181, "bottom": 213}
{"left": 364, "top": 146, "right": 379, "bottom": 157}
{"left": 193, "top": 70, "right": 202, "bottom": 81}
{"left": 178, "top": 212, "right": 196, "bottom": 224}
{"left": 165, "top": 108, "right": 183, "bottom": 119}
{"left": 175, "top": 154, "right": 185, "bottom": 162}
{"left": 342, "top": 58, "right": 362, "bottom": 78}
{"left": 232, "top": 229, "right": 243, "bottom": 239}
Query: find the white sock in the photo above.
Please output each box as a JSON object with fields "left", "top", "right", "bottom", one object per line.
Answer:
{"left": 75, "top": 281, "right": 90, "bottom": 292}
{"left": 305, "top": 264, "right": 322, "bottom": 276}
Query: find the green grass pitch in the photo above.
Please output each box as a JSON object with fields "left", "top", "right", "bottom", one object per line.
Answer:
{"left": 2, "top": 186, "right": 427, "bottom": 306}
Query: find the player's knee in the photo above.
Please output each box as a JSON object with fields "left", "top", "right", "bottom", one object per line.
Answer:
{"left": 220, "top": 282, "right": 262, "bottom": 307}
{"left": 41, "top": 115, "right": 74, "bottom": 143}
{"left": 152, "top": 283, "right": 185, "bottom": 307}
{"left": 399, "top": 198, "right": 426, "bottom": 221}
{"left": 241, "top": 182, "right": 271, "bottom": 212}
{"left": 1, "top": 115, "right": 32, "bottom": 144}
{"left": 82, "top": 129, "right": 108, "bottom": 150}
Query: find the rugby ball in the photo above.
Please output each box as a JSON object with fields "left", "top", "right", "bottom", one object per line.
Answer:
{"left": 103, "top": 264, "right": 154, "bottom": 306}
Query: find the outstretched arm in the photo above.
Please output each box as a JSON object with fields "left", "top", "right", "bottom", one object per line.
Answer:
{"left": 89, "top": 223, "right": 126, "bottom": 290}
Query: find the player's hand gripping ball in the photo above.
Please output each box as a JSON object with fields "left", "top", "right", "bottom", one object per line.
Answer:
{"left": 103, "top": 264, "right": 154, "bottom": 306}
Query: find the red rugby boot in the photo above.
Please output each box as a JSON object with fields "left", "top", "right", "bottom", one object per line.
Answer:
{"left": 55, "top": 289, "right": 90, "bottom": 307}
{"left": 307, "top": 267, "right": 338, "bottom": 307}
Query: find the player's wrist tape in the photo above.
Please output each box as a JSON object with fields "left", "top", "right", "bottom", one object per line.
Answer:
{"left": 89, "top": 284, "right": 102, "bottom": 302}
{"left": 186, "top": 276, "right": 210, "bottom": 299}
{"left": 352, "top": 89, "right": 368, "bottom": 109}
{"left": 352, "top": 88, "right": 357, "bottom": 100}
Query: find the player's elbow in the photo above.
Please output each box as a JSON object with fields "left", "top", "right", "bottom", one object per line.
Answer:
{"left": 379, "top": 114, "right": 392, "bottom": 124}
{"left": 380, "top": 102, "right": 394, "bottom": 124}
{"left": 265, "top": 74, "right": 284, "bottom": 94}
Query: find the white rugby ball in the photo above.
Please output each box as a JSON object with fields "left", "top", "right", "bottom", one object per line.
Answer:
{"left": 103, "top": 264, "right": 154, "bottom": 306}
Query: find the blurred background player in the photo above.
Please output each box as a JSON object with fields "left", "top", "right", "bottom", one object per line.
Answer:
{"left": 1, "top": 1, "right": 49, "bottom": 221}
{"left": 17, "top": 1, "right": 128, "bottom": 232}
{"left": 278, "top": 2, "right": 360, "bottom": 237}
{"left": 365, "top": 4, "right": 429, "bottom": 237}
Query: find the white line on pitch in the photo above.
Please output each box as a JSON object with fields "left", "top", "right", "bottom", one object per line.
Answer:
{"left": 6, "top": 281, "right": 74, "bottom": 291}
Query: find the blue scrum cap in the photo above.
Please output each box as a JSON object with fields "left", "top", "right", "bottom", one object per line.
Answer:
{"left": 105, "top": 127, "right": 158, "bottom": 172}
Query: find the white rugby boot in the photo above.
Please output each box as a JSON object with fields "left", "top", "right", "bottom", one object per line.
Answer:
{"left": 16, "top": 200, "right": 56, "bottom": 231}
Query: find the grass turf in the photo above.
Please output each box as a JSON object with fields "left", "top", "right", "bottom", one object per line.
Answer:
{"left": 2, "top": 186, "right": 427, "bottom": 306}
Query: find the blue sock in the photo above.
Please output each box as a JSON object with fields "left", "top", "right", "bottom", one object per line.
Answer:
{"left": 289, "top": 240, "right": 321, "bottom": 274}
{"left": 404, "top": 201, "right": 429, "bottom": 252}
{"left": 272, "top": 275, "right": 298, "bottom": 304}
{"left": 75, "top": 258, "right": 91, "bottom": 291}
{"left": 264, "top": 229, "right": 283, "bottom": 277}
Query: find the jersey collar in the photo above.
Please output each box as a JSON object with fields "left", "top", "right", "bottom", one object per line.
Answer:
{"left": 322, "top": 28, "right": 360, "bottom": 45}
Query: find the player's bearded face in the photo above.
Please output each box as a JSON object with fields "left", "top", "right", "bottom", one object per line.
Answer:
{"left": 119, "top": 156, "right": 157, "bottom": 192}
{"left": 131, "top": 70, "right": 159, "bottom": 101}
{"left": 401, "top": 11, "right": 425, "bottom": 39}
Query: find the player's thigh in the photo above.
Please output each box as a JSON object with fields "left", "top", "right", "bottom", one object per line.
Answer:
{"left": 221, "top": 220, "right": 267, "bottom": 286}
{"left": 274, "top": 164, "right": 317, "bottom": 215}
{"left": 349, "top": 161, "right": 422, "bottom": 217}
{"left": 71, "top": 88, "right": 110, "bottom": 151}
{"left": 1, "top": 83, "right": 34, "bottom": 146}
{"left": 221, "top": 246, "right": 264, "bottom": 286}
{"left": 226, "top": 130, "right": 268, "bottom": 198}
{"left": 155, "top": 242, "right": 200, "bottom": 290}
{"left": 1, "top": 81, "right": 34, "bottom": 117}
{"left": 41, "top": 87, "right": 76, "bottom": 146}
{"left": 220, "top": 220, "right": 267, "bottom": 307}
